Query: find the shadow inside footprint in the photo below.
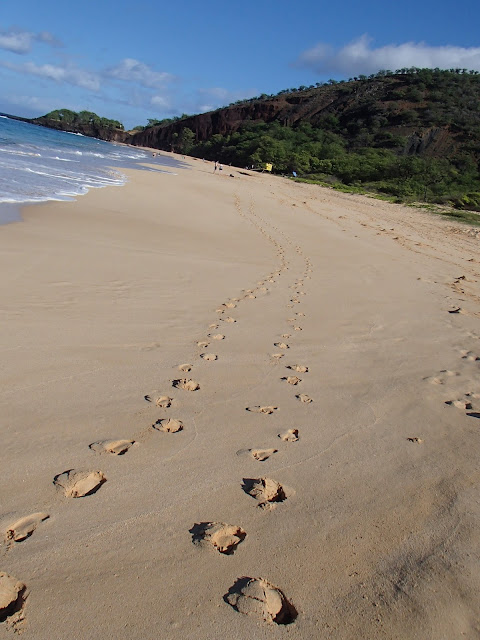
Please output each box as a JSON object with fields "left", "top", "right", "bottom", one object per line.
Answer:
{"left": 467, "top": 412, "right": 480, "bottom": 419}
{"left": 153, "top": 418, "right": 183, "bottom": 432}
{"left": 278, "top": 429, "right": 299, "bottom": 442}
{"left": 172, "top": 378, "right": 200, "bottom": 391}
{"left": 53, "top": 469, "right": 106, "bottom": 498}
{"left": 242, "top": 477, "right": 287, "bottom": 506}
{"left": 5, "top": 513, "right": 49, "bottom": 543}
{"left": 0, "top": 573, "right": 28, "bottom": 623}
{"left": 246, "top": 406, "right": 277, "bottom": 414}
{"left": 224, "top": 576, "right": 297, "bottom": 625}
{"left": 190, "top": 522, "right": 246, "bottom": 554}
{"left": 89, "top": 439, "right": 134, "bottom": 455}
{"left": 252, "top": 448, "right": 278, "bottom": 461}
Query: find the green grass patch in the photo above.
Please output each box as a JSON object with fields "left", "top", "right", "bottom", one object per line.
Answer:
{"left": 291, "top": 177, "right": 480, "bottom": 225}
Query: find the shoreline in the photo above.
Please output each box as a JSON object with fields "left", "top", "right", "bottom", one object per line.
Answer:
{"left": 1, "top": 157, "right": 480, "bottom": 638}
{"left": 0, "top": 119, "right": 187, "bottom": 225}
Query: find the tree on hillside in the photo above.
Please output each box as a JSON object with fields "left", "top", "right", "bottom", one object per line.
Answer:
{"left": 177, "top": 128, "right": 195, "bottom": 154}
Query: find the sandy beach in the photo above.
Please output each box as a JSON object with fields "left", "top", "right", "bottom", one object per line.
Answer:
{"left": 1, "top": 155, "right": 480, "bottom": 639}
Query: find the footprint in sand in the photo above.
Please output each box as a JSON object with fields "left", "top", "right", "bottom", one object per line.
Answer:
{"left": 215, "top": 308, "right": 225, "bottom": 314}
{"left": 190, "top": 522, "right": 246, "bottom": 554}
{"left": 461, "top": 350, "right": 480, "bottom": 361}
{"left": 423, "top": 370, "right": 460, "bottom": 385}
{"left": 155, "top": 395, "right": 173, "bottom": 408}
{"left": 296, "top": 394, "right": 312, "bottom": 403}
{"left": 251, "top": 448, "right": 278, "bottom": 461}
{"left": 246, "top": 406, "right": 278, "bottom": 414}
{"left": 5, "top": 513, "right": 49, "bottom": 543}
{"left": 209, "top": 323, "right": 219, "bottom": 329}
{"left": 282, "top": 334, "right": 291, "bottom": 339}
{"left": 274, "top": 342, "right": 289, "bottom": 350}
{"left": 153, "top": 418, "right": 183, "bottom": 432}
{"left": 278, "top": 429, "right": 299, "bottom": 442}
{"left": 282, "top": 376, "right": 301, "bottom": 385}
{"left": 271, "top": 353, "right": 284, "bottom": 360}
{"left": 224, "top": 302, "right": 237, "bottom": 309}
{"left": 89, "top": 440, "right": 135, "bottom": 455}
{"left": 53, "top": 469, "right": 106, "bottom": 498}
{"left": 178, "top": 363, "right": 193, "bottom": 372}
{"left": 293, "top": 326, "right": 302, "bottom": 331}
{"left": 196, "top": 341, "right": 209, "bottom": 349}
{"left": 246, "top": 294, "right": 256, "bottom": 299}
{"left": 201, "top": 353, "right": 218, "bottom": 361}
{"left": 445, "top": 399, "right": 473, "bottom": 410}
{"left": 210, "top": 334, "right": 225, "bottom": 341}
{"left": 225, "top": 577, "right": 297, "bottom": 625}
{"left": 296, "top": 312, "right": 305, "bottom": 317}
{"left": 0, "top": 572, "right": 27, "bottom": 624}
{"left": 242, "top": 477, "right": 289, "bottom": 509}
{"left": 288, "top": 365, "right": 308, "bottom": 373}
{"left": 173, "top": 378, "right": 200, "bottom": 391}
{"left": 407, "top": 437, "right": 423, "bottom": 443}
{"left": 236, "top": 448, "right": 278, "bottom": 461}
{"left": 223, "top": 317, "right": 236, "bottom": 323}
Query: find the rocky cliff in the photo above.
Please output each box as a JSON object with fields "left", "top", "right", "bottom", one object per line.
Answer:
{"left": 127, "top": 74, "right": 471, "bottom": 159}
{"left": 19, "top": 70, "right": 480, "bottom": 163}
{"left": 30, "top": 116, "right": 130, "bottom": 143}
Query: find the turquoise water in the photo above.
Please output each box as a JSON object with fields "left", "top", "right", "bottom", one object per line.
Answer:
{"left": 0, "top": 116, "right": 185, "bottom": 220}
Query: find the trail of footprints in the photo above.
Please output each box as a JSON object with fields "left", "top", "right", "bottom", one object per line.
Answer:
{"left": 422, "top": 347, "right": 480, "bottom": 427}
{"left": 0, "top": 195, "right": 313, "bottom": 628}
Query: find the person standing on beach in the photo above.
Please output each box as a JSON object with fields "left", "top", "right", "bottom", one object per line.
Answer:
{"left": 214, "top": 160, "right": 218, "bottom": 173}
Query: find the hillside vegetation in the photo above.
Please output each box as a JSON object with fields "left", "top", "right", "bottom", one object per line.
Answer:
{"left": 38, "top": 109, "right": 124, "bottom": 130}
{"left": 132, "top": 68, "right": 480, "bottom": 211}
{"left": 34, "top": 69, "right": 480, "bottom": 212}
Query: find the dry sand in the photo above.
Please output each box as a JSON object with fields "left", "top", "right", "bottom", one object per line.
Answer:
{"left": 1, "top": 154, "right": 480, "bottom": 638}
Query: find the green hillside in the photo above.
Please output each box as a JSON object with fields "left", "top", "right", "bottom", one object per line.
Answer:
{"left": 152, "top": 69, "right": 480, "bottom": 212}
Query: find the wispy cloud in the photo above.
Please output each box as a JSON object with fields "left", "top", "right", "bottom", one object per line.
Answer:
{"left": 0, "top": 93, "right": 82, "bottom": 118}
{"left": 105, "top": 58, "right": 174, "bottom": 89}
{"left": 0, "top": 60, "right": 100, "bottom": 91}
{"left": 296, "top": 35, "right": 480, "bottom": 76}
{"left": 195, "top": 86, "right": 257, "bottom": 113}
{"left": 0, "top": 27, "right": 63, "bottom": 54}
{"left": 150, "top": 95, "right": 170, "bottom": 108}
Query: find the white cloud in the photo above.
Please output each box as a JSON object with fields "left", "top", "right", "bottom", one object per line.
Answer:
{"left": 106, "top": 58, "right": 173, "bottom": 89}
{"left": 151, "top": 95, "right": 170, "bottom": 108}
{"left": 297, "top": 35, "right": 480, "bottom": 76}
{"left": 0, "top": 61, "right": 100, "bottom": 91}
{"left": 0, "top": 27, "right": 62, "bottom": 54}
{"left": 5, "top": 93, "right": 76, "bottom": 113}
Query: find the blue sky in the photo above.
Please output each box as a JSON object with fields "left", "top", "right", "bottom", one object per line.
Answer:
{"left": 1, "top": 0, "right": 479, "bottom": 129}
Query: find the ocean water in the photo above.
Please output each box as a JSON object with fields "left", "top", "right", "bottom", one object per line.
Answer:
{"left": 0, "top": 116, "right": 185, "bottom": 221}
